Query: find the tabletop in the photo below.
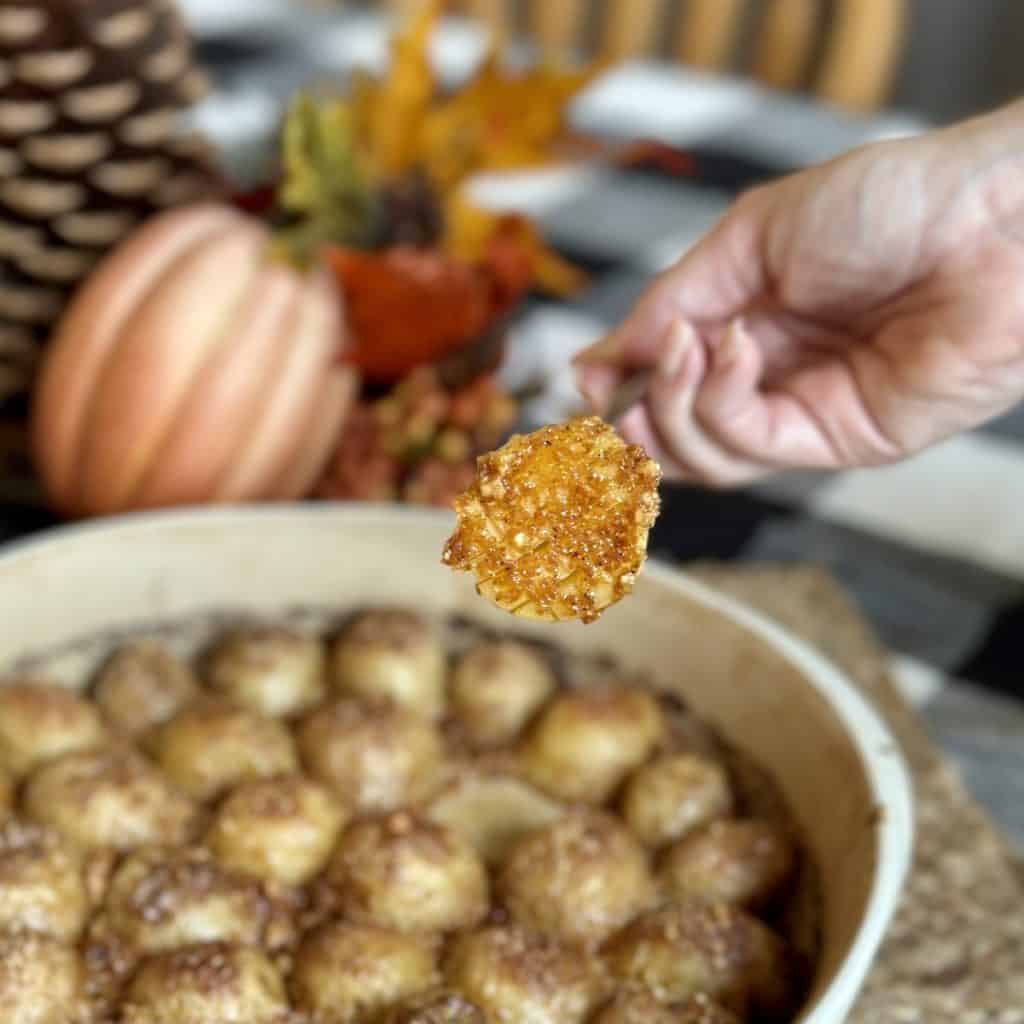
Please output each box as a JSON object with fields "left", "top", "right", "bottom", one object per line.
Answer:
{"left": 2, "top": 6, "right": 1022, "bottom": 851}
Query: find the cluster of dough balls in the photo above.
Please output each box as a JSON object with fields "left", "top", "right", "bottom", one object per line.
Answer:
{"left": 0, "top": 608, "right": 804, "bottom": 1023}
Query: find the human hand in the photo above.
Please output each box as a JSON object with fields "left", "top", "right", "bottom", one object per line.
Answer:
{"left": 574, "top": 101, "right": 1024, "bottom": 485}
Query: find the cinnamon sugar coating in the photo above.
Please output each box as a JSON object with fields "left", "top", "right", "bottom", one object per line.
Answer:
{"left": 443, "top": 417, "right": 661, "bottom": 623}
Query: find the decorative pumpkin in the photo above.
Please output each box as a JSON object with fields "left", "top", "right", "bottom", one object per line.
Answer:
{"left": 31, "top": 204, "right": 354, "bottom": 517}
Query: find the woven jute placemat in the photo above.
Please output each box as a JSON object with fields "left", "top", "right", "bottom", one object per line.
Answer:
{"left": 691, "top": 563, "right": 1024, "bottom": 1024}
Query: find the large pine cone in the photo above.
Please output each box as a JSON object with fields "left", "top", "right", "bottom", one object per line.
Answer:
{"left": 0, "top": 0, "right": 223, "bottom": 404}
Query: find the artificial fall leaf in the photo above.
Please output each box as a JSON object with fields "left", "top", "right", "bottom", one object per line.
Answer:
{"left": 273, "top": 92, "right": 376, "bottom": 263}
{"left": 443, "top": 192, "right": 587, "bottom": 298}
{"left": 362, "top": 0, "right": 441, "bottom": 177}
{"left": 418, "top": 56, "right": 605, "bottom": 191}
{"left": 326, "top": 244, "right": 493, "bottom": 383}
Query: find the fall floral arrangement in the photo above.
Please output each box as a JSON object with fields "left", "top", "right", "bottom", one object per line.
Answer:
{"left": 25, "top": 0, "right": 599, "bottom": 517}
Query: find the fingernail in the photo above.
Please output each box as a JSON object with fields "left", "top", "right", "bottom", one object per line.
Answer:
{"left": 572, "top": 331, "right": 622, "bottom": 366}
{"left": 575, "top": 366, "right": 600, "bottom": 406}
{"left": 658, "top": 320, "right": 696, "bottom": 380}
{"left": 717, "top": 317, "right": 748, "bottom": 368}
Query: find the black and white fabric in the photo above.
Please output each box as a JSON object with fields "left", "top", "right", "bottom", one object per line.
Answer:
{"left": 3, "top": 6, "right": 1022, "bottom": 846}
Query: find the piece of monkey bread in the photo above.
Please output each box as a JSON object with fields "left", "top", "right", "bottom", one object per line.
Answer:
{"left": 22, "top": 745, "right": 197, "bottom": 851}
{"left": 93, "top": 640, "right": 199, "bottom": 738}
{"left": 449, "top": 640, "right": 556, "bottom": 748}
{"left": 204, "top": 626, "right": 326, "bottom": 718}
{"left": 290, "top": 920, "right": 441, "bottom": 1024}
{"left": 0, "top": 680, "right": 105, "bottom": 779}
{"left": 444, "top": 925, "right": 608, "bottom": 1024}
{"left": 205, "top": 774, "right": 347, "bottom": 887}
{"left": 328, "top": 812, "right": 489, "bottom": 934}
{"left": 518, "top": 686, "right": 664, "bottom": 803}
{"left": 331, "top": 609, "right": 446, "bottom": 719}
{"left": 120, "top": 942, "right": 287, "bottom": 1024}
{"left": 497, "top": 809, "right": 656, "bottom": 947}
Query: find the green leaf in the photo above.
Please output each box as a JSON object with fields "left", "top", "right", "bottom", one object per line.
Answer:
{"left": 274, "top": 92, "right": 378, "bottom": 265}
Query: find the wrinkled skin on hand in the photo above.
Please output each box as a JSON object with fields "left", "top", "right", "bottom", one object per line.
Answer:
{"left": 576, "top": 100, "right": 1024, "bottom": 485}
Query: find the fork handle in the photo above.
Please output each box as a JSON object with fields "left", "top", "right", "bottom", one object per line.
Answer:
{"left": 604, "top": 369, "right": 654, "bottom": 423}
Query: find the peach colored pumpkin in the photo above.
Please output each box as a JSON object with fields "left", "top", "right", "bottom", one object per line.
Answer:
{"left": 31, "top": 204, "right": 355, "bottom": 518}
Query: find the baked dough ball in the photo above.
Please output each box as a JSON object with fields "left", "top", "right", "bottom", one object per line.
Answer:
{"left": 206, "top": 775, "right": 347, "bottom": 886}
{"left": 298, "top": 698, "right": 444, "bottom": 813}
{"left": 444, "top": 925, "right": 606, "bottom": 1024}
{"left": 0, "top": 680, "right": 105, "bottom": 779}
{"left": 381, "top": 989, "right": 486, "bottom": 1023}
{"left": 0, "top": 820, "right": 87, "bottom": 941}
{"left": 591, "top": 991, "right": 740, "bottom": 1024}
{"left": 425, "top": 770, "right": 562, "bottom": 866}
{"left": 0, "top": 929, "right": 85, "bottom": 1024}
{"left": 204, "top": 626, "right": 325, "bottom": 718}
{"left": 22, "top": 746, "right": 197, "bottom": 851}
{"left": 498, "top": 810, "right": 655, "bottom": 947}
{"left": 331, "top": 610, "right": 446, "bottom": 719}
{"left": 603, "top": 901, "right": 791, "bottom": 1017}
{"left": 328, "top": 813, "right": 488, "bottom": 933}
{"left": 93, "top": 641, "right": 199, "bottom": 737}
{"left": 101, "top": 846, "right": 266, "bottom": 954}
{"left": 621, "top": 754, "right": 733, "bottom": 848}
{"left": 154, "top": 701, "right": 298, "bottom": 801}
{"left": 659, "top": 820, "right": 795, "bottom": 911}
{"left": 519, "top": 687, "right": 663, "bottom": 803}
{"left": 450, "top": 641, "right": 555, "bottom": 747}
{"left": 290, "top": 921, "right": 440, "bottom": 1024}
{"left": 120, "top": 942, "right": 287, "bottom": 1024}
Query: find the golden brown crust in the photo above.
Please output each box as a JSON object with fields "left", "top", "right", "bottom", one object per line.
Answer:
{"left": 206, "top": 775, "right": 347, "bottom": 886}
{"left": 659, "top": 820, "right": 795, "bottom": 911}
{"left": 602, "top": 901, "right": 791, "bottom": 1017}
{"left": 98, "top": 846, "right": 267, "bottom": 954}
{"left": 93, "top": 641, "right": 199, "bottom": 737}
{"left": 449, "top": 642, "right": 556, "bottom": 748}
{"left": 154, "top": 700, "right": 298, "bottom": 800}
{"left": 327, "top": 812, "right": 488, "bottom": 934}
{"left": 120, "top": 942, "right": 287, "bottom": 1023}
{"left": 290, "top": 921, "right": 441, "bottom": 1023}
{"left": 498, "top": 809, "right": 656, "bottom": 948}
{"left": 297, "top": 698, "right": 444, "bottom": 814}
{"left": 0, "top": 929, "right": 86, "bottom": 1024}
{"left": 442, "top": 417, "right": 661, "bottom": 623}
{"left": 0, "top": 681, "right": 106, "bottom": 779}
{"left": 621, "top": 754, "right": 733, "bottom": 848}
{"left": 331, "top": 610, "right": 447, "bottom": 720}
{"left": 204, "top": 626, "right": 326, "bottom": 718}
{"left": 444, "top": 925, "right": 607, "bottom": 1024}
{"left": 519, "top": 687, "right": 664, "bottom": 803}
{"left": 0, "top": 819, "right": 88, "bottom": 941}
{"left": 22, "top": 746, "right": 198, "bottom": 851}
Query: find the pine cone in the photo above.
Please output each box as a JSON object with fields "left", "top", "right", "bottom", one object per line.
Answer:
{"left": 0, "top": 0, "right": 223, "bottom": 402}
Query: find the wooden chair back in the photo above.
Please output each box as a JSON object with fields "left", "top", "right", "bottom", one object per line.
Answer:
{"left": 383, "top": 0, "right": 907, "bottom": 112}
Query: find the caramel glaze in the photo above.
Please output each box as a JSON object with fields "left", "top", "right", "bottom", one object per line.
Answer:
{"left": 443, "top": 417, "right": 661, "bottom": 623}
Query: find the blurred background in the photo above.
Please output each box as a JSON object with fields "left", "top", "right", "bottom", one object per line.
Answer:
{"left": 178, "top": 0, "right": 1024, "bottom": 123}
